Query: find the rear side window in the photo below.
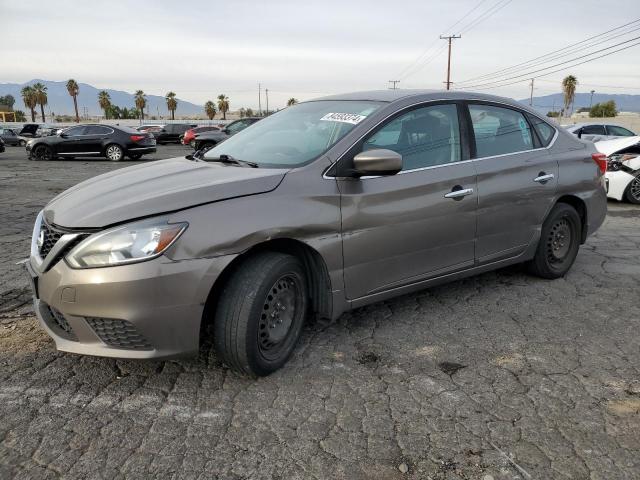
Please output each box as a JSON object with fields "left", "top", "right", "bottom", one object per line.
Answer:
{"left": 527, "top": 114, "right": 556, "bottom": 147}
{"left": 606, "top": 125, "right": 635, "bottom": 136}
{"left": 469, "top": 104, "right": 533, "bottom": 157}
{"left": 581, "top": 125, "right": 606, "bottom": 135}
{"left": 362, "top": 103, "right": 461, "bottom": 170}
{"left": 85, "top": 126, "right": 112, "bottom": 135}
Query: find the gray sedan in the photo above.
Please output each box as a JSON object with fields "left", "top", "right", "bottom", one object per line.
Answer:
{"left": 26, "top": 90, "right": 607, "bottom": 376}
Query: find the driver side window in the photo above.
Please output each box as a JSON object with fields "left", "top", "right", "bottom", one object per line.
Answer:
{"left": 362, "top": 103, "right": 461, "bottom": 171}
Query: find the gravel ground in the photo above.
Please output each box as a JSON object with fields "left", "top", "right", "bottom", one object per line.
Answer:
{"left": 1, "top": 144, "right": 639, "bottom": 480}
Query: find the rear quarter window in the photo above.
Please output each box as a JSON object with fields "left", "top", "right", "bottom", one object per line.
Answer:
{"left": 526, "top": 114, "right": 556, "bottom": 147}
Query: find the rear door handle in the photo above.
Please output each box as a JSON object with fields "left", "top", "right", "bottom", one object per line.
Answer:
{"left": 444, "top": 187, "right": 474, "bottom": 199}
{"left": 534, "top": 173, "right": 554, "bottom": 184}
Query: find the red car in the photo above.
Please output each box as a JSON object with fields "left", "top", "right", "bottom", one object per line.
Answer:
{"left": 182, "top": 126, "right": 221, "bottom": 147}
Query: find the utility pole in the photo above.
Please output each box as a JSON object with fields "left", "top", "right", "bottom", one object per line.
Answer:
{"left": 440, "top": 34, "right": 461, "bottom": 90}
{"left": 258, "top": 83, "right": 262, "bottom": 116}
{"left": 589, "top": 90, "right": 595, "bottom": 109}
{"left": 265, "top": 88, "right": 269, "bottom": 115}
{"left": 529, "top": 78, "right": 535, "bottom": 106}
{"left": 388, "top": 80, "right": 400, "bottom": 90}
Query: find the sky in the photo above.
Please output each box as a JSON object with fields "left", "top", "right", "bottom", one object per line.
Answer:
{"left": 1, "top": 0, "right": 639, "bottom": 110}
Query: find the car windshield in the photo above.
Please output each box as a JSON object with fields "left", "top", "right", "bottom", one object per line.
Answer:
{"left": 203, "top": 100, "right": 382, "bottom": 167}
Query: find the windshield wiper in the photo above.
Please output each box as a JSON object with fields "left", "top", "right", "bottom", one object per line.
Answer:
{"left": 206, "top": 154, "right": 258, "bottom": 168}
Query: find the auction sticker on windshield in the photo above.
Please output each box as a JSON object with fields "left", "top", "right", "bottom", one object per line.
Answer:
{"left": 320, "top": 113, "right": 367, "bottom": 125}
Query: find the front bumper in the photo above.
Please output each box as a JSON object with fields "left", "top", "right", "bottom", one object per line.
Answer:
{"left": 27, "top": 252, "right": 235, "bottom": 359}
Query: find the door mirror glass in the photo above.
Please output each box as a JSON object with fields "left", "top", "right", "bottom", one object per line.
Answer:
{"left": 352, "top": 149, "right": 402, "bottom": 176}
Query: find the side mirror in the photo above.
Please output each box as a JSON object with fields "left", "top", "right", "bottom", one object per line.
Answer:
{"left": 352, "top": 149, "right": 402, "bottom": 176}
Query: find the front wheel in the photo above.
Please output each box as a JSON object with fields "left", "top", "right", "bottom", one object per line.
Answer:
{"left": 213, "top": 252, "right": 308, "bottom": 376}
{"left": 623, "top": 174, "right": 640, "bottom": 204}
{"left": 32, "top": 145, "right": 53, "bottom": 161}
{"left": 528, "top": 203, "right": 581, "bottom": 279}
{"left": 105, "top": 144, "right": 124, "bottom": 161}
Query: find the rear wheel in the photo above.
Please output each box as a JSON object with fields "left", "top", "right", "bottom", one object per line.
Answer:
{"left": 213, "top": 252, "right": 308, "bottom": 376}
{"left": 33, "top": 145, "right": 53, "bottom": 161}
{"left": 105, "top": 144, "right": 124, "bottom": 161}
{"left": 528, "top": 203, "right": 581, "bottom": 279}
{"left": 623, "top": 174, "right": 640, "bottom": 204}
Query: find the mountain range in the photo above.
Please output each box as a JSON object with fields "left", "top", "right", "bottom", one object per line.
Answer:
{"left": 0, "top": 79, "right": 205, "bottom": 118}
{"left": 520, "top": 92, "right": 640, "bottom": 114}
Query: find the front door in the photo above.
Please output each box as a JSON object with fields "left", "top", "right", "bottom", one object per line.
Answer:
{"left": 57, "top": 126, "right": 87, "bottom": 154}
{"left": 338, "top": 102, "right": 477, "bottom": 300}
{"left": 468, "top": 103, "right": 559, "bottom": 264}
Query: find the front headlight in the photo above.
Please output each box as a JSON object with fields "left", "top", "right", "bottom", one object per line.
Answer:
{"left": 66, "top": 218, "right": 187, "bottom": 269}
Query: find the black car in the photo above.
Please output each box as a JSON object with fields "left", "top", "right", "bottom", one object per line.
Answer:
{"left": 0, "top": 127, "right": 26, "bottom": 146}
{"left": 26, "top": 124, "right": 156, "bottom": 161}
{"left": 193, "top": 117, "right": 261, "bottom": 150}
{"left": 153, "top": 123, "right": 196, "bottom": 144}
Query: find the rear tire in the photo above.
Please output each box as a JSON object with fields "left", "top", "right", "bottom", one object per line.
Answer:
{"left": 213, "top": 252, "right": 308, "bottom": 377}
{"left": 528, "top": 203, "right": 581, "bottom": 279}
{"left": 105, "top": 144, "right": 124, "bottom": 161}
{"left": 623, "top": 174, "right": 640, "bottom": 204}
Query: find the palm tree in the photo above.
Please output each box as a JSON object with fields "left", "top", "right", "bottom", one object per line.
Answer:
{"left": 165, "top": 91, "right": 178, "bottom": 120}
{"left": 98, "top": 90, "right": 112, "bottom": 119}
{"left": 66, "top": 79, "right": 80, "bottom": 122}
{"left": 204, "top": 100, "right": 216, "bottom": 120}
{"left": 134, "top": 90, "right": 147, "bottom": 121}
{"left": 217, "top": 94, "right": 229, "bottom": 120}
{"left": 21, "top": 86, "right": 37, "bottom": 122}
{"left": 562, "top": 75, "right": 578, "bottom": 117}
{"left": 287, "top": 98, "right": 298, "bottom": 107}
{"left": 32, "top": 82, "right": 48, "bottom": 122}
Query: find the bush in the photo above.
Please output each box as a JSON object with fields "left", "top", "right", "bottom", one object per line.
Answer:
{"left": 546, "top": 111, "right": 560, "bottom": 118}
{"left": 589, "top": 100, "right": 617, "bottom": 118}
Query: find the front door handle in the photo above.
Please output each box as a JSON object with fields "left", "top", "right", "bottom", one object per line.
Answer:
{"left": 444, "top": 187, "right": 474, "bottom": 200}
{"left": 534, "top": 173, "right": 555, "bottom": 184}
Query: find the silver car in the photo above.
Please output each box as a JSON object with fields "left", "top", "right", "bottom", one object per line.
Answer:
{"left": 26, "top": 90, "right": 607, "bottom": 376}
{"left": 564, "top": 122, "right": 637, "bottom": 143}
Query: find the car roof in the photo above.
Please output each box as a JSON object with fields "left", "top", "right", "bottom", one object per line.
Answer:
{"left": 309, "top": 89, "right": 523, "bottom": 105}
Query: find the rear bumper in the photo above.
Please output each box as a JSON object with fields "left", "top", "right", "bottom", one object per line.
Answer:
{"left": 28, "top": 253, "right": 235, "bottom": 359}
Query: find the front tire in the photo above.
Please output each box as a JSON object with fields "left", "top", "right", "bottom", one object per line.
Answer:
{"left": 528, "top": 203, "right": 581, "bottom": 279}
{"left": 105, "top": 144, "right": 124, "bottom": 161}
{"left": 213, "top": 252, "right": 308, "bottom": 377}
{"left": 623, "top": 174, "right": 640, "bottom": 204}
{"left": 32, "top": 145, "right": 53, "bottom": 161}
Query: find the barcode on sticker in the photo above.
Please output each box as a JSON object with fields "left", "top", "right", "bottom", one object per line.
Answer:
{"left": 320, "top": 113, "right": 367, "bottom": 125}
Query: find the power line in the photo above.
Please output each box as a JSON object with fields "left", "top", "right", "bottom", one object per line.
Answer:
{"left": 456, "top": 35, "right": 640, "bottom": 89}
{"left": 388, "top": 80, "right": 400, "bottom": 89}
{"left": 459, "top": 0, "right": 513, "bottom": 34}
{"left": 456, "top": 39, "right": 640, "bottom": 91}
{"left": 457, "top": 18, "right": 640, "bottom": 84}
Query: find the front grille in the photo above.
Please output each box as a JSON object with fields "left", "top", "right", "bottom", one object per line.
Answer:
{"left": 39, "top": 222, "right": 63, "bottom": 258}
{"left": 39, "top": 302, "right": 77, "bottom": 340}
{"left": 86, "top": 318, "right": 153, "bottom": 350}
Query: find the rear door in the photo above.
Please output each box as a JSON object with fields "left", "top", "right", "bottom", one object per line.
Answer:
{"left": 77, "top": 125, "right": 113, "bottom": 155}
{"left": 468, "top": 102, "right": 558, "bottom": 264}
{"left": 339, "top": 102, "right": 477, "bottom": 299}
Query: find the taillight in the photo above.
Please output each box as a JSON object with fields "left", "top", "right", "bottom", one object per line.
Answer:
{"left": 130, "top": 134, "right": 145, "bottom": 142}
{"left": 591, "top": 153, "right": 607, "bottom": 175}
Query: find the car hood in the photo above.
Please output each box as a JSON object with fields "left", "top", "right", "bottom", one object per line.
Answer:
{"left": 44, "top": 157, "right": 287, "bottom": 228}
{"left": 594, "top": 136, "right": 640, "bottom": 156}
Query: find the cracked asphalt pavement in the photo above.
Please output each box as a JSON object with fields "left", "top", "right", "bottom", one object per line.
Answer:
{"left": 1, "top": 145, "right": 640, "bottom": 479}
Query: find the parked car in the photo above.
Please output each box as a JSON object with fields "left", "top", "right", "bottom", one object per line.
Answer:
{"left": 182, "top": 126, "right": 222, "bottom": 148}
{"left": 564, "top": 123, "right": 637, "bottom": 142}
{"left": 192, "top": 117, "right": 261, "bottom": 150}
{"left": 18, "top": 123, "right": 56, "bottom": 138}
{"left": 153, "top": 123, "right": 196, "bottom": 144}
{"left": 595, "top": 136, "right": 640, "bottom": 204}
{"left": 136, "top": 124, "right": 162, "bottom": 132}
{"left": 24, "top": 90, "right": 606, "bottom": 376}
{"left": 0, "top": 127, "right": 27, "bottom": 146}
{"left": 26, "top": 124, "right": 156, "bottom": 161}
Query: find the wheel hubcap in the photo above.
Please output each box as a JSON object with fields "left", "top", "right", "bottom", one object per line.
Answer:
{"left": 107, "top": 146, "right": 121, "bottom": 160}
{"left": 258, "top": 274, "right": 300, "bottom": 356}
{"left": 547, "top": 218, "right": 571, "bottom": 262}
{"left": 630, "top": 175, "right": 640, "bottom": 201}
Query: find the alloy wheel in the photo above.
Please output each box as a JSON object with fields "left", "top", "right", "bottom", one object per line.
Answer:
{"left": 630, "top": 175, "right": 640, "bottom": 202}
{"left": 106, "top": 145, "right": 123, "bottom": 161}
{"left": 35, "top": 146, "right": 52, "bottom": 161}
